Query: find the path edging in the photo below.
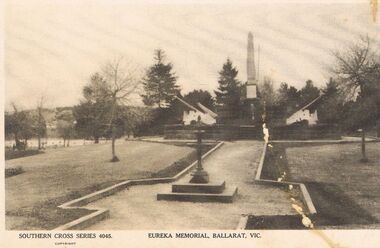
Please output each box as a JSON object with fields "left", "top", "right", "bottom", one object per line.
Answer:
{"left": 254, "top": 142, "right": 317, "bottom": 215}
{"left": 54, "top": 141, "right": 224, "bottom": 230}
{"left": 237, "top": 141, "right": 317, "bottom": 229}
{"left": 236, "top": 215, "right": 249, "bottom": 230}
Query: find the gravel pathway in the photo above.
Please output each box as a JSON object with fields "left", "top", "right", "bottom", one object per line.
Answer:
{"left": 87, "top": 141, "right": 295, "bottom": 229}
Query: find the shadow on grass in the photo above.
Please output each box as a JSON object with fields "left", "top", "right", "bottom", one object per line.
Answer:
{"left": 6, "top": 143, "right": 217, "bottom": 230}
{"left": 247, "top": 143, "right": 378, "bottom": 229}
{"left": 6, "top": 180, "right": 123, "bottom": 230}
{"left": 306, "top": 182, "right": 377, "bottom": 227}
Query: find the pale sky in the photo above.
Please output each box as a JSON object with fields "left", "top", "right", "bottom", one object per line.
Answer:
{"left": 4, "top": 0, "right": 380, "bottom": 110}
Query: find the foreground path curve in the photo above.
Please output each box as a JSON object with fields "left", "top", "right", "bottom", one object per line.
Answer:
{"left": 87, "top": 141, "right": 295, "bottom": 229}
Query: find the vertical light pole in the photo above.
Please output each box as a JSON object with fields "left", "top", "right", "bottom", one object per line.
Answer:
{"left": 190, "top": 116, "right": 209, "bottom": 184}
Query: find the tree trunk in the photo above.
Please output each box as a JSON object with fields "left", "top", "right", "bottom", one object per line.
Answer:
{"left": 109, "top": 95, "right": 119, "bottom": 162}
{"left": 38, "top": 135, "right": 41, "bottom": 150}
{"left": 94, "top": 136, "right": 99, "bottom": 144}
{"left": 14, "top": 133, "right": 20, "bottom": 150}
{"left": 112, "top": 136, "right": 116, "bottom": 157}
{"left": 361, "top": 129, "right": 368, "bottom": 162}
{"left": 110, "top": 126, "right": 119, "bottom": 162}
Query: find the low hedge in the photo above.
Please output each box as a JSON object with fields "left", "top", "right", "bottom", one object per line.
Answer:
{"left": 5, "top": 167, "right": 24, "bottom": 178}
{"left": 5, "top": 149, "right": 43, "bottom": 160}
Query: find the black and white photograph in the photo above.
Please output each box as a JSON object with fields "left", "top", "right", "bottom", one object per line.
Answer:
{"left": 2, "top": 0, "right": 380, "bottom": 247}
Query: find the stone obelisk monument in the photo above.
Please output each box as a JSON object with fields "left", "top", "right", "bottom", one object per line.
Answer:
{"left": 247, "top": 32, "right": 256, "bottom": 85}
{"left": 246, "top": 32, "right": 258, "bottom": 121}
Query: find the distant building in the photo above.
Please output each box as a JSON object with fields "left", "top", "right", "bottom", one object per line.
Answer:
{"left": 286, "top": 95, "right": 323, "bottom": 125}
{"left": 174, "top": 96, "right": 217, "bottom": 125}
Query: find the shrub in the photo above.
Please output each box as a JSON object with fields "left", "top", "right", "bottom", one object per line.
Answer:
{"left": 5, "top": 167, "right": 24, "bottom": 178}
{"left": 5, "top": 149, "right": 42, "bottom": 160}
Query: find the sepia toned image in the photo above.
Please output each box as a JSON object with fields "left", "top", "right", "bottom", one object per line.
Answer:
{"left": 3, "top": 0, "right": 380, "bottom": 244}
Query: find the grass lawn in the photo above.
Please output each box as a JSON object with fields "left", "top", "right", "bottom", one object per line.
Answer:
{"left": 286, "top": 142, "right": 380, "bottom": 228}
{"left": 5, "top": 140, "right": 195, "bottom": 230}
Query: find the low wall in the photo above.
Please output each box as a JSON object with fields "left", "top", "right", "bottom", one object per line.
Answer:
{"left": 165, "top": 123, "right": 341, "bottom": 140}
{"left": 164, "top": 124, "right": 263, "bottom": 140}
{"left": 270, "top": 124, "right": 341, "bottom": 140}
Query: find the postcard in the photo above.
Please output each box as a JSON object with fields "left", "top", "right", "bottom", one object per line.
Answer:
{"left": 2, "top": 0, "right": 380, "bottom": 247}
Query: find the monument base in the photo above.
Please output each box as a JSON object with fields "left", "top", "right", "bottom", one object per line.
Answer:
{"left": 157, "top": 186, "right": 238, "bottom": 203}
{"left": 173, "top": 181, "right": 225, "bottom": 193}
{"left": 157, "top": 180, "right": 238, "bottom": 203}
{"left": 189, "top": 170, "right": 209, "bottom": 184}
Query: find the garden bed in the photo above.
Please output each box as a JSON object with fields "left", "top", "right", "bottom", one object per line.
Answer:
{"left": 5, "top": 167, "right": 24, "bottom": 178}
{"left": 246, "top": 215, "right": 306, "bottom": 229}
{"left": 5, "top": 149, "right": 43, "bottom": 160}
{"left": 151, "top": 144, "right": 214, "bottom": 178}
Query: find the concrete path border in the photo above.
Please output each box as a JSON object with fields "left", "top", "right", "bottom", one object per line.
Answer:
{"left": 271, "top": 139, "right": 380, "bottom": 144}
{"left": 254, "top": 142, "right": 317, "bottom": 215}
{"left": 236, "top": 142, "right": 317, "bottom": 230}
{"left": 53, "top": 141, "right": 224, "bottom": 230}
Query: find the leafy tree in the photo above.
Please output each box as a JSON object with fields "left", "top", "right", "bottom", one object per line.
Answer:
{"left": 56, "top": 109, "right": 75, "bottom": 147}
{"left": 214, "top": 58, "right": 241, "bottom": 121}
{"left": 76, "top": 61, "right": 151, "bottom": 157}
{"left": 318, "top": 78, "right": 345, "bottom": 124}
{"left": 276, "top": 82, "right": 301, "bottom": 117}
{"left": 259, "top": 76, "right": 276, "bottom": 107}
{"left": 33, "top": 97, "right": 47, "bottom": 149}
{"left": 4, "top": 112, "right": 13, "bottom": 139}
{"left": 73, "top": 73, "right": 112, "bottom": 143}
{"left": 183, "top": 89, "right": 215, "bottom": 111}
{"left": 122, "top": 106, "right": 154, "bottom": 138}
{"left": 331, "top": 36, "right": 380, "bottom": 162}
{"left": 276, "top": 82, "right": 290, "bottom": 105}
{"left": 141, "top": 49, "right": 180, "bottom": 109}
{"left": 256, "top": 77, "right": 279, "bottom": 125}
{"left": 299, "top": 80, "right": 320, "bottom": 107}
{"left": 5, "top": 104, "right": 34, "bottom": 150}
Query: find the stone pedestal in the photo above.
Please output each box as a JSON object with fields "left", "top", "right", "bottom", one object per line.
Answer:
{"left": 157, "top": 116, "right": 237, "bottom": 203}
{"left": 189, "top": 170, "right": 209, "bottom": 184}
{"left": 157, "top": 181, "right": 238, "bottom": 203}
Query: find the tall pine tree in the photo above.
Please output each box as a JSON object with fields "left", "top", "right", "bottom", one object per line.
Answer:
{"left": 299, "top": 80, "right": 320, "bottom": 106}
{"left": 141, "top": 49, "right": 180, "bottom": 109}
{"left": 214, "top": 58, "right": 241, "bottom": 121}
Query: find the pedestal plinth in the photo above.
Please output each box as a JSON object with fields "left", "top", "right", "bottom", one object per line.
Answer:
{"left": 157, "top": 180, "right": 238, "bottom": 203}
{"left": 189, "top": 170, "right": 209, "bottom": 184}
{"left": 157, "top": 116, "right": 237, "bottom": 203}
